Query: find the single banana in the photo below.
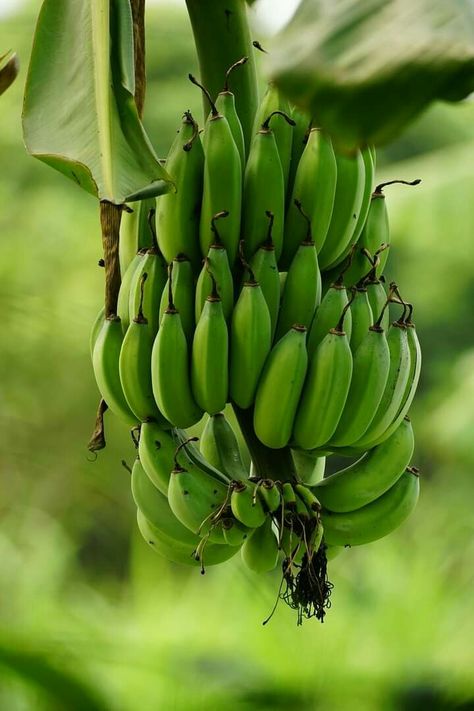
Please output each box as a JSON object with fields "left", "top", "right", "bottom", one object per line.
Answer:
{"left": 157, "top": 111, "right": 204, "bottom": 272}
{"left": 354, "top": 320, "right": 411, "bottom": 448}
{"left": 119, "top": 197, "right": 155, "bottom": 275}
{"left": 173, "top": 430, "right": 231, "bottom": 485}
{"left": 349, "top": 286, "right": 374, "bottom": 354}
{"left": 330, "top": 320, "right": 390, "bottom": 447}
{"left": 318, "top": 148, "right": 365, "bottom": 271}
{"left": 254, "top": 325, "right": 308, "bottom": 449}
{"left": 89, "top": 305, "right": 105, "bottom": 358}
{"left": 117, "top": 248, "right": 147, "bottom": 333}
{"left": 200, "top": 413, "right": 246, "bottom": 481}
{"left": 230, "top": 480, "right": 266, "bottom": 528}
{"left": 138, "top": 420, "right": 176, "bottom": 495}
{"left": 151, "top": 271, "right": 202, "bottom": 429}
{"left": 159, "top": 254, "right": 195, "bottom": 344}
{"left": 366, "top": 275, "right": 390, "bottom": 331}
{"left": 190, "top": 75, "right": 242, "bottom": 265}
{"left": 229, "top": 263, "right": 271, "bottom": 410}
{"left": 275, "top": 204, "right": 321, "bottom": 341}
{"left": 293, "top": 306, "right": 353, "bottom": 451}
{"left": 321, "top": 467, "right": 420, "bottom": 546}
{"left": 307, "top": 277, "right": 352, "bottom": 359}
{"left": 248, "top": 212, "right": 281, "bottom": 340}
{"left": 92, "top": 316, "right": 137, "bottom": 426}
{"left": 128, "top": 246, "right": 168, "bottom": 339}
{"left": 195, "top": 211, "right": 234, "bottom": 323}
{"left": 253, "top": 82, "right": 293, "bottom": 194}
{"left": 256, "top": 479, "right": 282, "bottom": 513}
{"left": 221, "top": 517, "right": 252, "bottom": 546}
{"left": 119, "top": 274, "right": 167, "bottom": 424}
{"left": 316, "top": 418, "right": 414, "bottom": 512}
{"left": 241, "top": 517, "right": 279, "bottom": 573}
{"left": 214, "top": 57, "right": 248, "bottom": 169}
{"left": 282, "top": 128, "right": 337, "bottom": 266}
{"left": 286, "top": 104, "right": 311, "bottom": 205}
{"left": 291, "top": 450, "right": 326, "bottom": 486}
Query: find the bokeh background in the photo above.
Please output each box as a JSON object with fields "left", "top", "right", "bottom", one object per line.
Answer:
{"left": 1, "top": 1, "right": 474, "bottom": 709}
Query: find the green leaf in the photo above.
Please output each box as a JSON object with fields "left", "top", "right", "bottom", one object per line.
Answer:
{"left": 268, "top": 0, "right": 474, "bottom": 150}
{"left": 22, "top": 0, "right": 173, "bottom": 203}
{"left": 0, "top": 51, "right": 19, "bottom": 96}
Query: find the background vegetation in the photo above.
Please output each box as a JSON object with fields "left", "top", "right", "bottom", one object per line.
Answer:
{"left": 0, "top": 2, "right": 473, "bottom": 709}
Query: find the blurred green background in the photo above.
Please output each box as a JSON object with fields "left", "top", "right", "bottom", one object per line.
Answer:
{"left": 1, "top": 2, "right": 473, "bottom": 710}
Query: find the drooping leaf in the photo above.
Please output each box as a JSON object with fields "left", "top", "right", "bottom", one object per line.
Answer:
{"left": 0, "top": 51, "right": 19, "bottom": 96}
{"left": 268, "top": 0, "right": 474, "bottom": 150}
{"left": 23, "top": 0, "right": 173, "bottom": 203}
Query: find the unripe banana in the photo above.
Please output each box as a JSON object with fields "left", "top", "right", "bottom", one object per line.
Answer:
{"left": 253, "top": 82, "right": 293, "bottom": 194}
{"left": 195, "top": 212, "right": 234, "bottom": 323}
{"left": 242, "top": 110, "right": 294, "bottom": 259}
{"left": 200, "top": 413, "right": 246, "bottom": 481}
{"left": 275, "top": 215, "right": 321, "bottom": 341}
{"left": 349, "top": 287, "right": 373, "bottom": 354}
{"left": 119, "top": 197, "right": 155, "bottom": 275}
{"left": 248, "top": 213, "right": 281, "bottom": 340}
{"left": 89, "top": 305, "right": 105, "bottom": 358}
{"left": 366, "top": 276, "right": 390, "bottom": 331}
{"left": 157, "top": 111, "right": 204, "bottom": 272}
{"left": 159, "top": 254, "right": 195, "bottom": 344}
{"left": 230, "top": 480, "right": 266, "bottom": 528}
{"left": 137, "top": 510, "right": 238, "bottom": 567}
{"left": 128, "top": 246, "right": 168, "bottom": 339}
{"left": 282, "top": 128, "right": 337, "bottom": 266}
{"left": 214, "top": 57, "right": 248, "bottom": 169}
{"left": 138, "top": 420, "right": 175, "bottom": 495}
{"left": 349, "top": 146, "right": 375, "bottom": 246}
{"left": 191, "top": 274, "right": 228, "bottom": 415}
{"left": 151, "top": 275, "right": 202, "bottom": 429}
{"left": 119, "top": 274, "right": 167, "bottom": 424}
{"left": 221, "top": 517, "right": 251, "bottom": 546}
{"left": 322, "top": 467, "right": 420, "bottom": 546}
{"left": 354, "top": 321, "right": 411, "bottom": 448}
{"left": 318, "top": 149, "right": 365, "bottom": 271}
{"left": 92, "top": 316, "right": 137, "bottom": 426}
{"left": 307, "top": 279, "right": 352, "bottom": 359}
{"left": 287, "top": 105, "right": 311, "bottom": 204}
{"left": 330, "top": 323, "right": 390, "bottom": 447}
{"left": 254, "top": 325, "right": 308, "bottom": 449}
{"left": 291, "top": 450, "right": 326, "bottom": 486}
{"left": 316, "top": 418, "right": 414, "bottom": 512}
{"left": 131, "top": 458, "right": 198, "bottom": 546}
{"left": 173, "top": 430, "right": 231, "bottom": 484}
{"left": 241, "top": 517, "right": 279, "bottom": 573}
{"left": 229, "top": 268, "right": 271, "bottom": 410}
{"left": 117, "top": 249, "right": 147, "bottom": 333}
{"left": 190, "top": 76, "right": 241, "bottom": 265}
{"left": 256, "top": 479, "right": 281, "bottom": 513}
{"left": 293, "top": 312, "right": 353, "bottom": 451}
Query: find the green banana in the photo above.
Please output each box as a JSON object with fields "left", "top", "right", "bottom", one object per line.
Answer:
{"left": 275, "top": 204, "right": 321, "bottom": 340}
{"left": 287, "top": 104, "right": 311, "bottom": 205}
{"left": 253, "top": 82, "right": 293, "bottom": 194}
{"left": 119, "top": 274, "right": 167, "bottom": 424}
{"left": 92, "top": 316, "right": 137, "bottom": 426}
{"left": 293, "top": 306, "right": 353, "bottom": 451}
{"left": 190, "top": 75, "right": 241, "bottom": 265}
{"left": 131, "top": 458, "right": 199, "bottom": 546}
{"left": 230, "top": 480, "right": 266, "bottom": 528}
{"left": 318, "top": 148, "right": 365, "bottom": 270}
{"left": 128, "top": 246, "right": 168, "bottom": 339}
{"left": 350, "top": 146, "right": 375, "bottom": 245}
{"left": 137, "top": 510, "right": 238, "bottom": 567}
{"left": 291, "top": 450, "right": 326, "bottom": 486}
{"left": 241, "top": 517, "right": 279, "bottom": 573}
{"left": 229, "top": 264, "right": 271, "bottom": 410}
{"left": 349, "top": 286, "right": 373, "bottom": 354}
{"left": 242, "top": 110, "right": 294, "bottom": 259}
{"left": 117, "top": 248, "right": 147, "bottom": 333}
{"left": 282, "top": 128, "right": 337, "bottom": 266}
{"left": 159, "top": 254, "right": 195, "bottom": 344}
{"left": 200, "top": 413, "right": 246, "bottom": 481}
{"left": 254, "top": 325, "right": 308, "bottom": 449}
{"left": 316, "top": 418, "right": 414, "bottom": 512}
{"left": 89, "top": 305, "right": 105, "bottom": 358}
{"left": 330, "top": 321, "right": 390, "bottom": 447}
{"left": 138, "top": 420, "right": 176, "bottom": 495}
{"left": 354, "top": 321, "right": 411, "bottom": 448}
{"left": 151, "top": 272, "right": 202, "bottom": 429}
{"left": 214, "top": 57, "right": 248, "bottom": 169}
{"left": 191, "top": 272, "right": 228, "bottom": 415}
{"left": 195, "top": 211, "right": 234, "bottom": 323}
{"left": 156, "top": 111, "right": 204, "bottom": 272}
{"left": 221, "top": 517, "right": 251, "bottom": 546}
{"left": 248, "top": 212, "right": 281, "bottom": 340}
{"left": 322, "top": 467, "right": 420, "bottom": 546}
{"left": 173, "top": 430, "right": 231, "bottom": 485}
{"left": 256, "top": 479, "right": 281, "bottom": 513}
{"left": 119, "top": 197, "right": 155, "bottom": 275}
{"left": 366, "top": 275, "right": 390, "bottom": 331}
{"left": 307, "top": 278, "right": 352, "bottom": 359}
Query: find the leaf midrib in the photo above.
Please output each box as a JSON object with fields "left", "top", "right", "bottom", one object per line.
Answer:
{"left": 91, "top": 0, "right": 114, "bottom": 199}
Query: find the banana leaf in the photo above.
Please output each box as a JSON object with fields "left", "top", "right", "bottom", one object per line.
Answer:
{"left": 0, "top": 51, "right": 19, "bottom": 96}
{"left": 23, "top": 0, "right": 173, "bottom": 204}
{"left": 268, "top": 0, "right": 474, "bottom": 150}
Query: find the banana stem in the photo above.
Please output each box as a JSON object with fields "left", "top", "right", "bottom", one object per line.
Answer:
{"left": 233, "top": 405, "right": 297, "bottom": 482}
{"left": 184, "top": 0, "right": 258, "bottom": 151}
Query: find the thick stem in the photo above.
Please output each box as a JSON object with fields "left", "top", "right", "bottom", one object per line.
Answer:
{"left": 233, "top": 405, "right": 296, "bottom": 482}
{"left": 100, "top": 201, "right": 122, "bottom": 317}
{"left": 185, "top": 0, "right": 258, "bottom": 151}
{"left": 130, "top": 0, "right": 146, "bottom": 118}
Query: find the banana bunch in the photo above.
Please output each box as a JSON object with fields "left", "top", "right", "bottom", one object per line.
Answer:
{"left": 90, "top": 57, "right": 423, "bottom": 624}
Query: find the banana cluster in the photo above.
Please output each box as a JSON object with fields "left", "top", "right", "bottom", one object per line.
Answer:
{"left": 90, "top": 65, "right": 422, "bottom": 623}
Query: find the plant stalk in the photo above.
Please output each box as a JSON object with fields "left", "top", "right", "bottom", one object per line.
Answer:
{"left": 184, "top": 0, "right": 259, "bottom": 151}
